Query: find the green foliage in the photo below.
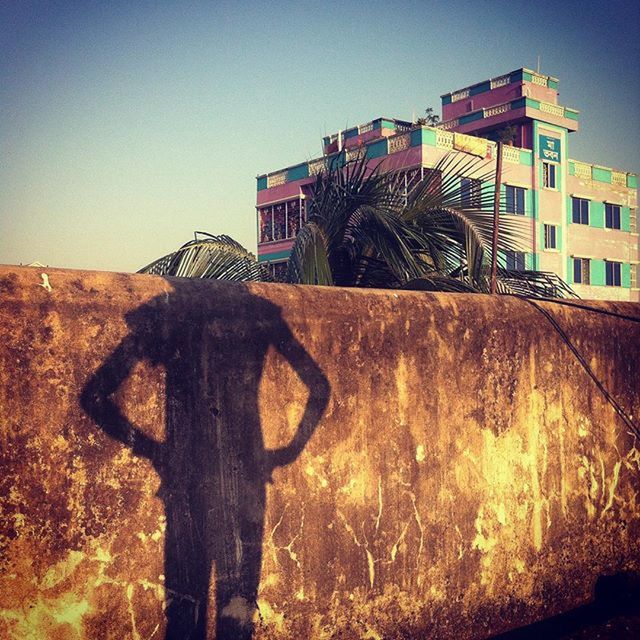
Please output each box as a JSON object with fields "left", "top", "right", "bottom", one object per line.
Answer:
{"left": 287, "top": 151, "right": 576, "bottom": 298}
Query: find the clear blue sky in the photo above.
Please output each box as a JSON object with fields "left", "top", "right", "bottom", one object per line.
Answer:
{"left": 1, "top": 0, "right": 638, "bottom": 272}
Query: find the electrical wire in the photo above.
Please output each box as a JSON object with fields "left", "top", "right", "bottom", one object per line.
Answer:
{"left": 520, "top": 296, "right": 640, "bottom": 441}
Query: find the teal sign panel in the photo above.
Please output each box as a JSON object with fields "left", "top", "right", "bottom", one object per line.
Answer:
{"left": 539, "top": 135, "right": 561, "bottom": 163}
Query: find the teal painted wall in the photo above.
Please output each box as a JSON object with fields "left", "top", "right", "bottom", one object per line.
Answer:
{"left": 459, "top": 111, "right": 484, "bottom": 125}
{"left": 257, "top": 176, "right": 268, "bottom": 191}
{"left": 288, "top": 164, "right": 309, "bottom": 182}
{"left": 628, "top": 175, "right": 638, "bottom": 189}
{"left": 344, "top": 127, "right": 359, "bottom": 139}
{"left": 367, "top": 139, "right": 387, "bottom": 160}
{"left": 519, "top": 150, "right": 533, "bottom": 166}
{"left": 258, "top": 249, "right": 291, "bottom": 263}
{"left": 411, "top": 128, "right": 436, "bottom": 147}
{"left": 592, "top": 167, "right": 612, "bottom": 183}
{"left": 470, "top": 81, "right": 491, "bottom": 96}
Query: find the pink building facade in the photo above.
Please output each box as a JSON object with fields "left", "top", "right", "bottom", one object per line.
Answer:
{"left": 256, "top": 69, "right": 638, "bottom": 300}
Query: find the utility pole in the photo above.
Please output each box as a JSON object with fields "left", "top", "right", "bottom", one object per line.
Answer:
{"left": 490, "top": 141, "right": 503, "bottom": 294}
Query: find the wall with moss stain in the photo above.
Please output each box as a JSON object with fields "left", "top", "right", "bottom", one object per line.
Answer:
{"left": 0, "top": 266, "right": 639, "bottom": 639}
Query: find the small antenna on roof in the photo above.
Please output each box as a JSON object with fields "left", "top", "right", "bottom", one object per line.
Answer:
{"left": 536, "top": 54, "right": 541, "bottom": 74}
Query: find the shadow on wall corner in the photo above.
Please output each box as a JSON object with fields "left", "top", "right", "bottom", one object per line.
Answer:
{"left": 80, "top": 281, "right": 330, "bottom": 640}
{"left": 488, "top": 571, "right": 640, "bottom": 640}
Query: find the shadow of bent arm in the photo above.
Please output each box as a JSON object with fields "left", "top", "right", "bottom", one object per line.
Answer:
{"left": 80, "top": 334, "right": 163, "bottom": 465}
{"left": 266, "top": 325, "right": 330, "bottom": 470}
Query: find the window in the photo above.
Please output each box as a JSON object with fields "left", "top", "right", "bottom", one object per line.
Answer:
{"left": 273, "top": 203, "right": 286, "bottom": 241}
{"left": 573, "top": 257, "right": 590, "bottom": 285}
{"left": 542, "top": 162, "right": 556, "bottom": 189}
{"left": 505, "top": 251, "right": 526, "bottom": 271}
{"left": 287, "top": 199, "right": 301, "bottom": 238}
{"left": 605, "top": 203, "right": 621, "bottom": 229}
{"left": 505, "top": 185, "right": 525, "bottom": 215}
{"left": 544, "top": 224, "right": 557, "bottom": 249}
{"left": 605, "top": 261, "right": 621, "bottom": 287}
{"left": 460, "top": 177, "right": 481, "bottom": 208}
{"left": 259, "top": 207, "right": 273, "bottom": 243}
{"left": 571, "top": 197, "right": 589, "bottom": 224}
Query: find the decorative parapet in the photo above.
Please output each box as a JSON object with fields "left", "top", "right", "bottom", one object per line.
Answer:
{"left": 388, "top": 133, "right": 411, "bottom": 154}
{"left": 345, "top": 146, "right": 366, "bottom": 162}
{"left": 502, "top": 146, "right": 521, "bottom": 164}
{"left": 267, "top": 171, "right": 287, "bottom": 188}
{"left": 308, "top": 158, "right": 325, "bottom": 176}
{"left": 612, "top": 171, "right": 627, "bottom": 186}
{"left": 359, "top": 122, "right": 374, "bottom": 134}
{"left": 484, "top": 103, "right": 511, "bottom": 118}
{"left": 395, "top": 122, "right": 413, "bottom": 134}
{"left": 450, "top": 89, "right": 470, "bottom": 102}
{"left": 490, "top": 74, "right": 510, "bottom": 89}
{"left": 530, "top": 74, "right": 548, "bottom": 87}
{"left": 570, "top": 160, "right": 636, "bottom": 188}
{"left": 538, "top": 101, "right": 565, "bottom": 117}
{"left": 436, "top": 130, "right": 454, "bottom": 149}
{"left": 573, "top": 161, "right": 592, "bottom": 180}
{"left": 439, "top": 119, "right": 459, "bottom": 131}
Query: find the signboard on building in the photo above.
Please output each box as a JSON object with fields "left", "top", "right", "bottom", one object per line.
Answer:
{"left": 539, "top": 135, "right": 561, "bottom": 162}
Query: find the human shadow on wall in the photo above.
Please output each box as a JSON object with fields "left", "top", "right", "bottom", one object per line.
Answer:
{"left": 80, "top": 282, "right": 330, "bottom": 640}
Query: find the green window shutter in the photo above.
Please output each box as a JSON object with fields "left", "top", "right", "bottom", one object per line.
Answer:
{"left": 622, "top": 263, "right": 631, "bottom": 288}
{"left": 566, "top": 197, "right": 573, "bottom": 225}
{"left": 590, "top": 201, "right": 605, "bottom": 228}
{"left": 621, "top": 207, "right": 631, "bottom": 232}
{"left": 566, "top": 257, "right": 573, "bottom": 284}
{"left": 556, "top": 225, "right": 562, "bottom": 250}
{"left": 591, "top": 259, "right": 606, "bottom": 286}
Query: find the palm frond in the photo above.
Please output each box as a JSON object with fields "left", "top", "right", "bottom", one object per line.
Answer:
{"left": 286, "top": 222, "right": 333, "bottom": 285}
{"left": 494, "top": 269, "right": 578, "bottom": 299}
{"left": 138, "top": 232, "right": 267, "bottom": 281}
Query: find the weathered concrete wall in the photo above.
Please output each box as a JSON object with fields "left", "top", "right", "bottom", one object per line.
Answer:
{"left": 0, "top": 265, "right": 639, "bottom": 640}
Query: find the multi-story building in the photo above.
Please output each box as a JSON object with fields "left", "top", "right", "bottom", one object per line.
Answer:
{"left": 256, "top": 68, "right": 638, "bottom": 301}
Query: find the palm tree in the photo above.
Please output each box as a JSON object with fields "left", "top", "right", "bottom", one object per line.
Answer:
{"left": 286, "top": 150, "right": 576, "bottom": 298}
{"left": 138, "top": 232, "right": 268, "bottom": 281}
